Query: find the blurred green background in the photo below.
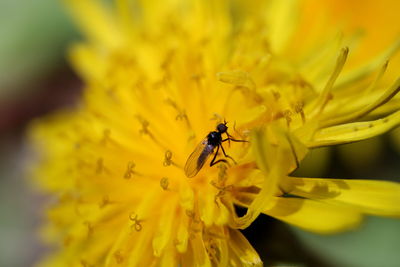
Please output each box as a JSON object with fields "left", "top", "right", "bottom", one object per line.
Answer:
{"left": 0, "top": 1, "right": 79, "bottom": 266}
{"left": 0, "top": 1, "right": 399, "bottom": 267}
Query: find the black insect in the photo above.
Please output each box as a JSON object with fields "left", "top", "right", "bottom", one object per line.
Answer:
{"left": 184, "top": 121, "right": 247, "bottom": 178}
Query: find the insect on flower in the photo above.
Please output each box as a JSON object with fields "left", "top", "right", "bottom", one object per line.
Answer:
{"left": 184, "top": 121, "right": 247, "bottom": 178}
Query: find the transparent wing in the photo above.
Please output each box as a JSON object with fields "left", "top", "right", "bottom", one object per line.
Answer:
{"left": 184, "top": 138, "right": 213, "bottom": 178}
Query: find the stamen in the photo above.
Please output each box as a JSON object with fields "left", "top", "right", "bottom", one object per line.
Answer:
{"left": 164, "top": 98, "right": 191, "bottom": 127}
{"left": 160, "top": 49, "right": 175, "bottom": 72}
{"left": 160, "top": 177, "right": 169, "bottom": 190}
{"left": 185, "top": 210, "right": 195, "bottom": 219}
{"left": 185, "top": 210, "right": 200, "bottom": 224}
{"left": 312, "top": 47, "right": 349, "bottom": 116}
{"left": 113, "top": 250, "right": 124, "bottom": 264}
{"left": 129, "top": 213, "right": 143, "bottom": 232}
{"left": 272, "top": 90, "right": 281, "bottom": 100}
{"left": 205, "top": 239, "right": 218, "bottom": 261}
{"left": 163, "top": 150, "right": 173, "bottom": 166}
{"left": 136, "top": 115, "right": 150, "bottom": 135}
{"left": 83, "top": 221, "right": 94, "bottom": 238}
{"left": 101, "top": 129, "right": 112, "bottom": 145}
{"left": 162, "top": 150, "right": 181, "bottom": 168}
{"left": 99, "top": 195, "right": 111, "bottom": 209}
{"left": 176, "top": 111, "right": 188, "bottom": 121}
{"left": 124, "top": 161, "right": 136, "bottom": 179}
{"left": 136, "top": 115, "right": 168, "bottom": 150}
{"left": 293, "top": 101, "right": 306, "bottom": 123}
{"left": 283, "top": 109, "right": 292, "bottom": 128}
{"left": 95, "top": 157, "right": 104, "bottom": 174}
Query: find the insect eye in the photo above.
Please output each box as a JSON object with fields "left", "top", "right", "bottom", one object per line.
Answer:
{"left": 217, "top": 123, "right": 227, "bottom": 133}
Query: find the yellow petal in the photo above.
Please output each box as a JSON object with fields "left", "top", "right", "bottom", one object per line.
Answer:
{"left": 175, "top": 213, "right": 189, "bottom": 253}
{"left": 104, "top": 220, "right": 133, "bottom": 266}
{"left": 152, "top": 201, "right": 176, "bottom": 256}
{"left": 185, "top": 233, "right": 212, "bottom": 267}
{"left": 217, "top": 71, "right": 255, "bottom": 89}
{"left": 159, "top": 247, "right": 178, "bottom": 267}
{"left": 65, "top": 0, "right": 122, "bottom": 47}
{"left": 286, "top": 177, "right": 400, "bottom": 217}
{"left": 69, "top": 43, "right": 106, "bottom": 82}
{"left": 126, "top": 228, "right": 154, "bottom": 267}
{"left": 320, "top": 76, "right": 400, "bottom": 128}
{"left": 336, "top": 39, "right": 400, "bottom": 89}
{"left": 228, "top": 229, "right": 262, "bottom": 267}
{"left": 265, "top": 0, "right": 300, "bottom": 54}
{"left": 265, "top": 196, "right": 363, "bottom": 234}
{"left": 232, "top": 127, "right": 309, "bottom": 229}
{"left": 230, "top": 128, "right": 282, "bottom": 229}
{"left": 307, "top": 47, "right": 348, "bottom": 117}
{"left": 308, "top": 110, "right": 400, "bottom": 147}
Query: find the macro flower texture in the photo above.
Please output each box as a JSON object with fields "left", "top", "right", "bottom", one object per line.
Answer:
{"left": 29, "top": 0, "right": 400, "bottom": 266}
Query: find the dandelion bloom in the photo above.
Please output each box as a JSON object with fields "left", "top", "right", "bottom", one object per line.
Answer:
{"left": 30, "top": 0, "right": 400, "bottom": 266}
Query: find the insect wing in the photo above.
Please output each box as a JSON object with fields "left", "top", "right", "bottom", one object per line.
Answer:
{"left": 184, "top": 138, "right": 213, "bottom": 178}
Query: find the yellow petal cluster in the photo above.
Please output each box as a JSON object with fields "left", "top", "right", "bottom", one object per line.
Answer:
{"left": 29, "top": 0, "right": 400, "bottom": 266}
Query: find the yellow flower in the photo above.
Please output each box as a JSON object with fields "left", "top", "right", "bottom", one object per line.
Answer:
{"left": 29, "top": 0, "right": 400, "bottom": 266}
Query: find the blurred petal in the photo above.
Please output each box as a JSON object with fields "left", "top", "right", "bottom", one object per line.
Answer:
{"left": 228, "top": 229, "right": 262, "bottom": 267}
{"left": 265, "top": 0, "right": 300, "bottom": 54}
{"left": 286, "top": 177, "right": 400, "bottom": 216}
{"left": 69, "top": 43, "right": 106, "bottom": 82}
{"left": 66, "top": 0, "right": 122, "bottom": 47}
{"left": 336, "top": 39, "right": 400, "bottom": 88}
{"left": 265, "top": 196, "right": 363, "bottom": 234}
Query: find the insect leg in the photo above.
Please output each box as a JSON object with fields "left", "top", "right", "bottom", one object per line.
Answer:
{"left": 210, "top": 145, "right": 229, "bottom": 167}
{"left": 225, "top": 132, "right": 231, "bottom": 146}
{"left": 225, "top": 131, "right": 248, "bottom": 143}
{"left": 219, "top": 143, "right": 237, "bottom": 164}
{"left": 210, "top": 159, "right": 229, "bottom": 167}
{"left": 222, "top": 137, "right": 248, "bottom": 143}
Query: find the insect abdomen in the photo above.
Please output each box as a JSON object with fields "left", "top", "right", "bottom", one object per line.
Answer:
{"left": 197, "top": 145, "right": 214, "bottom": 169}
